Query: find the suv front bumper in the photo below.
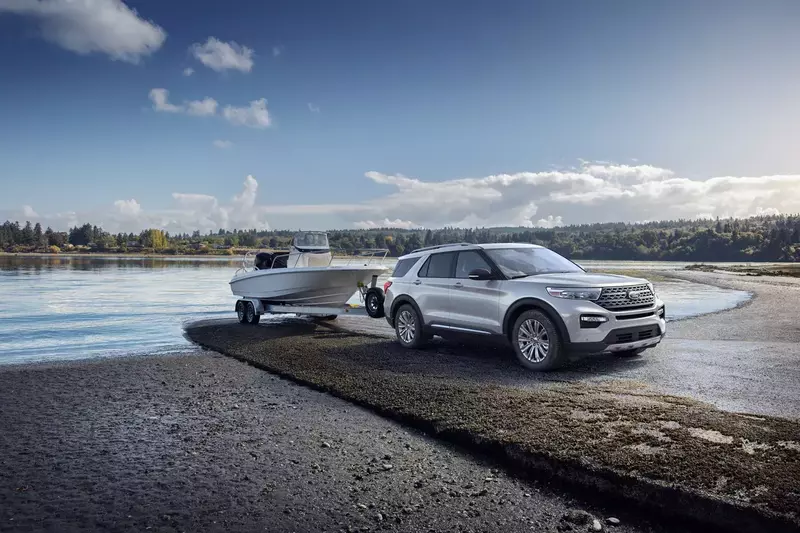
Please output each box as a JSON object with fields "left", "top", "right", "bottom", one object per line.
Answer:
{"left": 569, "top": 323, "right": 665, "bottom": 354}
{"left": 550, "top": 299, "right": 666, "bottom": 355}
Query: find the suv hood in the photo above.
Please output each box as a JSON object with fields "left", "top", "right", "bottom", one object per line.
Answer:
{"left": 512, "top": 272, "right": 648, "bottom": 287}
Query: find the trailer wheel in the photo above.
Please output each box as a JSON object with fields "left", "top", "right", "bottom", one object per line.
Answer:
{"left": 245, "top": 301, "right": 260, "bottom": 325}
{"left": 236, "top": 301, "right": 248, "bottom": 324}
{"left": 365, "top": 288, "right": 385, "bottom": 319}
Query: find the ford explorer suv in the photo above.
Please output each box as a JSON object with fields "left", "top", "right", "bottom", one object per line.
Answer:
{"left": 382, "top": 243, "right": 665, "bottom": 370}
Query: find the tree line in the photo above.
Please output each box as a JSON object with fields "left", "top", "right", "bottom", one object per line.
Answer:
{"left": 1, "top": 214, "right": 799, "bottom": 261}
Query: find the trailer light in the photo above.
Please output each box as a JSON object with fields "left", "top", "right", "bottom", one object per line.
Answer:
{"left": 383, "top": 281, "right": 392, "bottom": 293}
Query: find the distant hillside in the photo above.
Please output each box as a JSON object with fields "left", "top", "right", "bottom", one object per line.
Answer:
{"left": 2, "top": 214, "right": 799, "bottom": 261}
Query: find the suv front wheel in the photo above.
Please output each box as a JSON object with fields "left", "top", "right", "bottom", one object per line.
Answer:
{"left": 512, "top": 310, "right": 564, "bottom": 371}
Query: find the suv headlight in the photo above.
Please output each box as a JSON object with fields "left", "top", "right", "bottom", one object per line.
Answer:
{"left": 546, "top": 287, "right": 602, "bottom": 301}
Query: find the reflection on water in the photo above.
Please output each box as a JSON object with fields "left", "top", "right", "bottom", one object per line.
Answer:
{"left": 0, "top": 256, "right": 750, "bottom": 365}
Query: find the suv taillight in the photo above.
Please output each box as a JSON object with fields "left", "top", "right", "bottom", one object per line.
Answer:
{"left": 383, "top": 281, "right": 392, "bottom": 293}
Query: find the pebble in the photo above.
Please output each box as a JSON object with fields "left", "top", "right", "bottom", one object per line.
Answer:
{"left": 376, "top": 513, "right": 384, "bottom": 522}
{"left": 357, "top": 504, "right": 368, "bottom": 511}
{"left": 321, "top": 441, "right": 331, "bottom": 448}
{"left": 381, "top": 463, "right": 393, "bottom": 471}
{"left": 563, "top": 509, "right": 594, "bottom": 525}
{"left": 592, "top": 518, "right": 603, "bottom": 531}
{"left": 606, "top": 517, "right": 620, "bottom": 525}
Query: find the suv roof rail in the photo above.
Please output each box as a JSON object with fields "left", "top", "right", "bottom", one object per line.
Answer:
{"left": 410, "top": 242, "right": 472, "bottom": 254}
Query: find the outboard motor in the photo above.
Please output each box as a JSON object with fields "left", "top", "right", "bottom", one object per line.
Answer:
{"left": 254, "top": 252, "right": 273, "bottom": 270}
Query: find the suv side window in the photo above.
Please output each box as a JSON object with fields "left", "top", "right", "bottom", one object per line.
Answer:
{"left": 455, "top": 250, "right": 492, "bottom": 279}
{"left": 419, "top": 252, "right": 456, "bottom": 278}
{"left": 392, "top": 257, "right": 418, "bottom": 278}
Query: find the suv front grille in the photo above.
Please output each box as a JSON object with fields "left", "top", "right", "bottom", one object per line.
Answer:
{"left": 595, "top": 284, "right": 655, "bottom": 311}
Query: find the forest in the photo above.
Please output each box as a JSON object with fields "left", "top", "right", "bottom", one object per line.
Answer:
{"left": 1, "top": 214, "right": 799, "bottom": 262}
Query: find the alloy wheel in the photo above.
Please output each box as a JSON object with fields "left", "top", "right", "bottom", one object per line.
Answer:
{"left": 518, "top": 319, "right": 549, "bottom": 362}
{"left": 397, "top": 309, "right": 416, "bottom": 344}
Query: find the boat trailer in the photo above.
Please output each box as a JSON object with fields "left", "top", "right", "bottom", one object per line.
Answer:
{"left": 234, "top": 275, "right": 385, "bottom": 325}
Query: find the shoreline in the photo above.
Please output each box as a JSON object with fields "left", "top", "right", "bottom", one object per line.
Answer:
{"left": 0, "top": 351, "right": 670, "bottom": 533}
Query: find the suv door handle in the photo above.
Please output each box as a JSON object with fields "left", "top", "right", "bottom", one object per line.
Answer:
{"left": 454, "top": 282, "right": 463, "bottom": 288}
{"left": 413, "top": 280, "right": 422, "bottom": 285}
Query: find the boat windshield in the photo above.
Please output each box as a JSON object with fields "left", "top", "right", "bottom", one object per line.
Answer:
{"left": 294, "top": 232, "right": 329, "bottom": 248}
{"left": 484, "top": 247, "right": 584, "bottom": 278}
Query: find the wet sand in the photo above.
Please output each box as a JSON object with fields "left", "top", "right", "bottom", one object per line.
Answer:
{"left": 1, "top": 352, "right": 666, "bottom": 533}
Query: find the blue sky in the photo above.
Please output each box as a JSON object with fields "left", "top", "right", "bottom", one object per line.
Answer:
{"left": 1, "top": 0, "right": 799, "bottom": 232}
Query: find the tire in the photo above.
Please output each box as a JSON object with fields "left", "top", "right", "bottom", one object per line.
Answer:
{"left": 245, "top": 301, "right": 260, "bottom": 325}
{"left": 394, "top": 304, "right": 426, "bottom": 349}
{"left": 613, "top": 348, "right": 644, "bottom": 358}
{"left": 236, "top": 301, "right": 248, "bottom": 324}
{"left": 511, "top": 310, "right": 564, "bottom": 371}
{"left": 364, "top": 288, "right": 385, "bottom": 319}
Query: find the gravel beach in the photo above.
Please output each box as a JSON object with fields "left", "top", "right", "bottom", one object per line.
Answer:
{"left": 330, "top": 271, "right": 800, "bottom": 419}
{"left": 1, "top": 351, "right": 665, "bottom": 533}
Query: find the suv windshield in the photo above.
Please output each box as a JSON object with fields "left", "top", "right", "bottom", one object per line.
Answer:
{"left": 485, "top": 247, "right": 583, "bottom": 278}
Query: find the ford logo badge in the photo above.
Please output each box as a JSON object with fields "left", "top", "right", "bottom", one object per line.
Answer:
{"left": 627, "top": 290, "right": 644, "bottom": 300}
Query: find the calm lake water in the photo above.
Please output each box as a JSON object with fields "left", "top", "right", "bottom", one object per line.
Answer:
{"left": 0, "top": 256, "right": 752, "bottom": 365}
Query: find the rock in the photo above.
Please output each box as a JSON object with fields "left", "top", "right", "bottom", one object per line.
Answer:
{"left": 563, "top": 509, "right": 594, "bottom": 525}
{"left": 357, "top": 504, "right": 368, "bottom": 510}
{"left": 376, "top": 513, "right": 384, "bottom": 522}
{"left": 381, "top": 463, "right": 393, "bottom": 471}
{"left": 592, "top": 518, "right": 603, "bottom": 531}
{"left": 606, "top": 517, "right": 620, "bottom": 526}
{"left": 321, "top": 441, "right": 331, "bottom": 448}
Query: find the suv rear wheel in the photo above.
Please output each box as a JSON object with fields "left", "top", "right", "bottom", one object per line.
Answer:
{"left": 511, "top": 310, "right": 564, "bottom": 371}
{"left": 394, "top": 304, "right": 427, "bottom": 349}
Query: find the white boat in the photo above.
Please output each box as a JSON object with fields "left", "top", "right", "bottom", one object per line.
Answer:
{"left": 229, "top": 231, "right": 389, "bottom": 307}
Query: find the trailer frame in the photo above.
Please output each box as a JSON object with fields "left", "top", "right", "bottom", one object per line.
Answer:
{"left": 234, "top": 274, "right": 385, "bottom": 324}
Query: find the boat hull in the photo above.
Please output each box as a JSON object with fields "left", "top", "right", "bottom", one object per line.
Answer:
{"left": 229, "top": 266, "right": 388, "bottom": 307}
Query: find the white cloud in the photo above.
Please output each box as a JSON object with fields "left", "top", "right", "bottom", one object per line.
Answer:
{"left": 113, "top": 199, "right": 141, "bottom": 216}
{"left": 352, "top": 164, "right": 800, "bottom": 228}
{"left": 0, "top": 0, "right": 165, "bottom": 63}
{"left": 308, "top": 103, "right": 320, "bottom": 113}
{"left": 223, "top": 98, "right": 271, "bottom": 128}
{"left": 212, "top": 140, "right": 232, "bottom": 149}
{"left": 191, "top": 37, "right": 254, "bottom": 73}
{"left": 149, "top": 88, "right": 182, "bottom": 113}
{"left": 186, "top": 97, "right": 218, "bottom": 116}
{"left": 22, "top": 205, "right": 38, "bottom": 218}
{"left": 183, "top": 67, "right": 194, "bottom": 76}
{"left": 149, "top": 89, "right": 217, "bottom": 117}
{"left": 17, "top": 163, "right": 800, "bottom": 233}
{"left": 354, "top": 218, "right": 419, "bottom": 230}
{"left": 272, "top": 45, "right": 283, "bottom": 57}
{"left": 534, "top": 215, "right": 563, "bottom": 228}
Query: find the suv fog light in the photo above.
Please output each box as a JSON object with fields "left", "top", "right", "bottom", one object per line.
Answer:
{"left": 580, "top": 315, "right": 608, "bottom": 328}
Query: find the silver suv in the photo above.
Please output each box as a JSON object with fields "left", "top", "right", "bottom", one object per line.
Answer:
{"left": 382, "top": 243, "right": 665, "bottom": 370}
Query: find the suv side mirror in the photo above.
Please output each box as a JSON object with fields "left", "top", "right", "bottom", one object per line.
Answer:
{"left": 468, "top": 268, "right": 493, "bottom": 281}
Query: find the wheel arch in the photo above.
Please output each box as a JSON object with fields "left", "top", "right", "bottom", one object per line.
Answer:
{"left": 503, "top": 298, "right": 571, "bottom": 344}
